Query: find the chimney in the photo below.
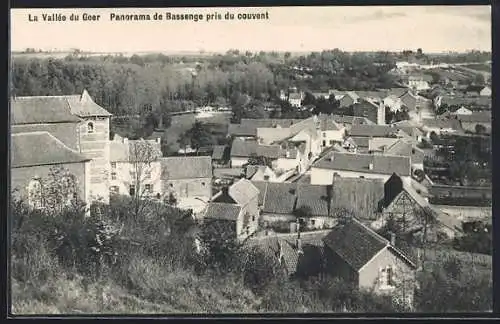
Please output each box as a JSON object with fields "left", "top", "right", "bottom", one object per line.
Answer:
{"left": 156, "top": 137, "right": 161, "bottom": 144}
{"left": 123, "top": 137, "right": 129, "bottom": 145}
{"left": 390, "top": 232, "right": 396, "bottom": 246}
{"left": 369, "top": 162, "right": 374, "bottom": 170}
{"left": 285, "top": 151, "right": 290, "bottom": 158}
{"left": 222, "top": 186, "right": 229, "bottom": 196}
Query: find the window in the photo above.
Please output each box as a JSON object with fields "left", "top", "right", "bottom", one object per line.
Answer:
{"left": 145, "top": 184, "right": 153, "bottom": 193}
{"left": 263, "top": 175, "right": 270, "bottom": 181}
{"left": 111, "top": 162, "right": 117, "bottom": 169}
{"left": 380, "top": 266, "right": 394, "bottom": 287}
{"left": 201, "top": 182, "right": 206, "bottom": 186}
{"left": 329, "top": 140, "right": 335, "bottom": 145}
{"left": 129, "top": 184, "right": 136, "bottom": 196}
{"left": 323, "top": 132, "right": 326, "bottom": 138}
{"left": 110, "top": 186, "right": 119, "bottom": 195}
{"left": 322, "top": 140, "right": 326, "bottom": 146}
{"left": 156, "top": 193, "right": 161, "bottom": 200}
{"left": 252, "top": 215, "right": 255, "bottom": 222}
{"left": 87, "top": 122, "right": 94, "bottom": 133}
{"left": 170, "top": 183, "right": 174, "bottom": 188}
{"left": 311, "top": 219, "right": 316, "bottom": 226}
{"left": 144, "top": 170, "right": 152, "bottom": 179}
{"left": 28, "top": 178, "right": 43, "bottom": 209}
{"left": 111, "top": 172, "right": 117, "bottom": 180}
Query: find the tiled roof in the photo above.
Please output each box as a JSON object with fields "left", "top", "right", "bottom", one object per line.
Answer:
{"left": 323, "top": 218, "right": 416, "bottom": 270}
{"left": 331, "top": 177, "right": 385, "bottom": 220}
{"left": 440, "top": 96, "right": 491, "bottom": 108}
{"left": 227, "top": 178, "right": 260, "bottom": 205}
{"left": 250, "top": 180, "right": 268, "bottom": 206}
{"left": 230, "top": 138, "right": 258, "bottom": 157}
{"left": 228, "top": 124, "right": 257, "bottom": 137}
{"left": 230, "top": 138, "right": 282, "bottom": 159}
{"left": 313, "top": 152, "right": 411, "bottom": 176}
{"left": 240, "top": 118, "right": 303, "bottom": 129}
{"left": 11, "top": 132, "right": 90, "bottom": 168}
{"left": 323, "top": 218, "right": 388, "bottom": 270}
{"left": 11, "top": 90, "right": 111, "bottom": 125}
{"left": 204, "top": 202, "right": 242, "bottom": 221}
{"left": 421, "top": 118, "right": 462, "bottom": 130}
{"left": 160, "top": 156, "right": 212, "bottom": 180}
{"left": 11, "top": 96, "right": 82, "bottom": 124}
{"left": 318, "top": 114, "right": 344, "bottom": 131}
{"left": 212, "top": 145, "right": 227, "bottom": 160}
{"left": 110, "top": 139, "right": 162, "bottom": 163}
{"left": 295, "top": 184, "right": 331, "bottom": 216}
{"left": 350, "top": 136, "right": 370, "bottom": 148}
{"left": 456, "top": 112, "right": 491, "bottom": 123}
{"left": 332, "top": 115, "right": 373, "bottom": 126}
{"left": 245, "top": 165, "right": 261, "bottom": 179}
{"left": 262, "top": 182, "right": 298, "bottom": 214}
{"left": 356, "top": 91, "right": 387, "bottom": 100}
{"left": 349, "top": 124, "right": 399, "bottom": 138}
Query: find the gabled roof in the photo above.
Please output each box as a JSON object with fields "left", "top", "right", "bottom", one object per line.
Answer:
{"left": 349, "top": 124, "right": 400, "bottom": 138}
{"left": 160, "top": 156, "right": 212, "bottom": 180}
{"left": 11, "top": 90, "right": 111, "bottom": 125}
{"left": 250, "top": 180, "right": 268, "bottom": 206}
{"left": 11, "top": 96, "right": 82, "bottom": 124}
{"left": 295, "top": 184, "right": 331, "bottom": 217}
{"left": 323, "top": 218, "right": 416, "bottom": 271}
{"left": 262, "top": 182, "right": 298, "bottom": 214}
{"left": 11, "top": 132, "right": 90, "bottom": 168}
{"left": 331, "top": 177, "right": 385, "bottom": 219}
{"left": 225, "top": 178, "right": 260, "bottom": 206}
{"left": 349, "top": 136, "right": 370, "bottom": 148}
{"left": 313, "top": 152, "right": 411, "bottom": 176}
{"left": 230, "top": 138, "right": 283, "bottom": 159}
{"left": 332, "top": 115, "right": 374, "bottom": 126}
{"left": 204, "top": 202, "right": 242, "bottom": 221}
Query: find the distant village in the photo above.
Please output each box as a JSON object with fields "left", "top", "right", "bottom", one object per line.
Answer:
{"left": 10, "top": 51, "right": 492, "bottom": 310}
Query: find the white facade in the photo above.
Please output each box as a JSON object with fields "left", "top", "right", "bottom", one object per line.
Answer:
{"left": 109, "top": 160, "right": 162, "bottom": 199}
{"left": 451, "top": 107, "right": 473, "bottom": 115}
{"left": 480, "top": 86, "right": 492, "bottom": 97}
{"left": 384, "top": 96, "right": 404, "bottom": 113}
{"left": 231, "top": 157, "right": 250, "bottom": 168}
{"left": 320, "top": 128, "right": 346, "bottom": 149}
{"left": 408, "top": 79, "right": 430, "bottom": 91}
{"left": 289, "top": 98, "right": 302, "bottom": 108}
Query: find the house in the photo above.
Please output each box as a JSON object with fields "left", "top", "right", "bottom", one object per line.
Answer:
{"left": 211, "top": 179, "right": 260, "bottom": 238}
{"left": 450, "top": 106, "right": 473, "bottom": 116}
{"left": 383, "top": 95, "right": 405, "bottom": 113}
{"left": 272, "top": 142, "right": 308, "bottom": 176}
{"left": 332, "top": 115, "right": 375, "bottom": 132}
{"left": 260, "top": 182, "right": 298, "bottom": 226}
{"left": 479, "top": 86, "right": 492, "bottom": 97}
{"left": 246, "top": 165, "right": 280, "bottom": 182}
{"left": 399, "top": 91, "right": 421, "bottom": 113}
{"left": 11, "top": 90, "right": 113, "bottom": 203}
{"left": 339, "top": 91, "right": 360, "bottom": 108}
{"left": 348, "top": 124, "right": 407, "bottom": 139}
{"left": 294, "top": 184, "right": 337, "bottom": 230}
{"left": 353, "top": 98, "right": 385, "bottom": 125}
{"left": 230, "top": 139, "right": 281, "bottom": 168}
{"left": 435, "top": 96, "right": 491, "bottom": 111}
{"left": 11, "top": 132, "right": 92, "bottom": 210}
{"left": 203, "top": 202, "right": 257, "bottom": 242}
{"left": 227, "top": 124, "right": 257, "bottom": 140}
{"left": 322, "top": 218, "right": 417, "bottom": 308}
{"left": 456, "top": 112, "right": 491, "bottom": 134}
{"left": 420, "top": 118, "right": 462, "bottom": 138}
{"left": 328, "top": 89, "right": 347, "bottom": 100}
{"left": 342, "top": 136, "right": 370, "bottom": 153}
{"left": 212, "top": 145, "right": 229, "bottom": 167}
{"left": 310, "top": 151, "right": 412, "bottom": 184}
{"left": 288, "top": 92, "right": 303, "bottom": 108}
{"left": 318, "top": 114, "right": 346, "bottom": 148}
{"left": 375, "top": 174, "right": 463, "bottom": 239}
{"left": 390, "top": 120, "right": 424, "bottom": 143}
{"left": 331, "top": 176, "right": 385, "bottom": 221}
{"left": 160, "top": 156, "right": 213, "bottom": 202}
{"left": 247, "top": 230, "right": 330, "bottom": 278}
{"left": 109, "top": 136, "right": 163, "bottom": 199}
{"left": 369, "top": 138, "right": 425, "bottom": 171}
{"left": 403, "top": 74, "right": 431, "bottom": 91}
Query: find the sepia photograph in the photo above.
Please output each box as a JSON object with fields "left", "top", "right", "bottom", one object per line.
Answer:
{"left": 9, "top": 5, "right": 492, "bottom": 315}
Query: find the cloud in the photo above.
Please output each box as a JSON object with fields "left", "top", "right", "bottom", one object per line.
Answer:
{"left": 344, "top": 9, "right": 407, "bottom": 23}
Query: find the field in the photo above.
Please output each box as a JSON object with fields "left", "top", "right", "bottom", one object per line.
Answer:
{"left": 414, "top": 247, "right": 491, "bottom": 275}
{"left": 462, "top": 63, "right": 492, "bottom": 73}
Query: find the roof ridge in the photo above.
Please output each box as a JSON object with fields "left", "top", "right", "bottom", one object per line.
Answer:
{"left": 351, "top": 217, "right": 389, "bottom": 245}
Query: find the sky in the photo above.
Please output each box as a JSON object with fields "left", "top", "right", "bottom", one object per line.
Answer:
{"left": 10, "top": 6, "right": 491, "bottom": 53}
